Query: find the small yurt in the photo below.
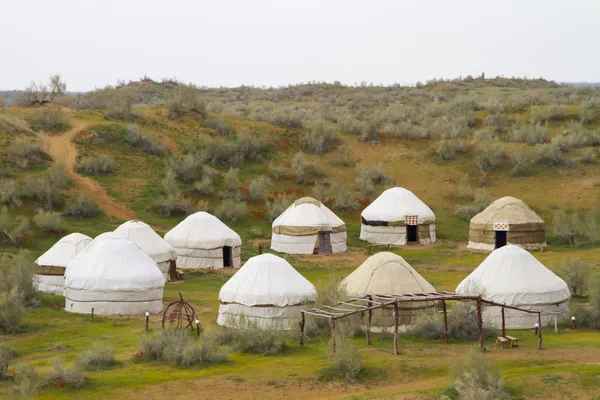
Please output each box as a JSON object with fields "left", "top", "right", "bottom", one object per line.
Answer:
{"left": 217, "top": 253, "right": 317, "bottom": 330}
{"left": 456, "top": 245, "right": 570, "bottom": 328}
{"left": 340, "top": 252, "right": 436, "bottom": 331}
{"left": 271, "top": 197, "right": 347, "bottom": 255}
{"left": 64, "top": 237, "right": 165, "bottom": 315}
{"left": 34, "top": 233, "right": 92, "bottom": 295}
{"left": 468, "top": 196, "right": 546, "bottom": 251}
{"left": 114, "top": 220, "right": 177, "bottom": 280}
{"left": 360, "top": 187, "right": 436, "bottom": 245}
{"left": 165, "top": 212, "right": 242, "bottom": 269}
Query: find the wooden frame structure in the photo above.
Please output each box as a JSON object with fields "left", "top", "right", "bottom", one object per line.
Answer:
{"left": 299, "top": 291, "right": 543, "bottom": 354}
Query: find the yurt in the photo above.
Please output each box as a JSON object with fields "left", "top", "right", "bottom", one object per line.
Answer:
{"left": 165, "top": 212, "right": 242, "bottom": 269}
{"left": 217, "top": 253, "right": 317, "bottom": 330}
{"left": 113, "top": 220, "right": 177, "bottom": 280}
{"left": 64, "top": 237, "right": 165, "bottom": 315}
{"left": 271, "top": 197, "right": 347, "bottom": 255}
{"left": 456, "top": 245, "right": 570, "bottom": 328}
{"left": 340, "top": 252, "right": 436, "bottom": 331}
{"left": 360, "top": 187, "right": 436, "bottom": 245}
{"left": 34, "top": 233, "right": 92, "bottom": 295}
{"left": 468, "top": 196, "right": 546, "bottom": 251}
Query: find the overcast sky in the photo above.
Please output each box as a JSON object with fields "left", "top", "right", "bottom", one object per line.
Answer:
{"left": 1, "top": 0, "right": 599, "bottom": 91}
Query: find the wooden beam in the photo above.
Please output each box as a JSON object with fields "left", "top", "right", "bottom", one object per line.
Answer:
{"left": 299, "top": 312, "right": 305, "bottom": 346}
{"left": 476, "top": 299, "right": 484, "bottom": 351}
{"left": 366, "top": 295, "right": 372, "bottom": 346}
{"left": 330, "top": 318, "right": 336, "bottom": 354}
{"left": 442, "top": 300, "right": 448, "bottom": 344}
{"left": 501, "top": 307, "right": 506, "bottom": 338}
{"left": 393, "top": 303, "right": 399, "bottom": 355}
{"left": 537, "top": 312, "right": 542, "bottom": 350}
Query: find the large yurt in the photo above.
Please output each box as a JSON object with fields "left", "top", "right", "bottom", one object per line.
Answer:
{"left": 217, "top": 253, "right": 317, "bottom": 330}
{"left": 468, "top": 196, "right": 546, "bottom": 251}
{"left": 34, "top": 233, "right": 92, "bottom": 295}
{"left": 165, "top": 212, "right": 242, "bottom": 269}
{"left": 340, "top": 252, "right": 436, "bottom": 331}
{"left": 360, "top": 187, "right": 436, "bottom": 245}
{"left": 64, "top": 237, "right": 165, "bottom": 315}
{"left": 271, "top": 197, "right": 347, "bottom": 255}
{"left": 113, "top": 220, "right": 177, "bottom": 280}
{"left": 456, "top": 245, "right": 570, "bottom": 328}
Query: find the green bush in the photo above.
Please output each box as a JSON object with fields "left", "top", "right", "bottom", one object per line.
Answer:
{"left": 445, "top": 348, "right": 507, "bottom": 400}
{"left": 338, "top": 144, "right": 353, "bottom": 166}
{"left": 76, "top": 342, "right": 118, "bottom": 371}
{"left": 103, "top": 90, "right": 135, "bottom": 120}
{"left": 477, "top": 143, "right": 505, "bottom": 172}
{"left": 214, "top": 199, "right": 247, "bottom": 223}
{"left": 154, "top": 195, "right": 195, "bottom": 217}
{"left": 45, "top": 358, "right": 87, "bottom": 389}
{"left": 64, "top": 195, "right": 100, "bottom": 218}
{"left": 166, "top": 85, "right": 208, "bottom": 119}
{"left": 124, "top": 125, "right": 165, "bottom": 155}
{"left": 300, "top": 121, "right": 341, "bottom": 154}
{"left": 510, "top": 148, "right": 536, "bottom": 177}
{"left": 13, "top": 364, "right": 44, "bottom": 397}
{"left": 0, "top": 178, "right": 22, "bottom": 207}
{"left": 206, "top": 118, "right": 236, "bottom": 138}
{"left": 319, "top": 332, "right": 363, "bottom": 384}
{"left": 21, "top": 164, "right": 69, "bottom": 210}
{"left": 331, "top": 183, "right": 359, "bottom": 211}
{"left": 213, "top": 321, "right": 289, "bottom": 355}
{"left": 483, "top": 113, "right": 510, "bottom": 133}
{"left": 355, "top": 163, "right": 394, "bottom": 196}
{"left": 581, "top": 148, "right": 598, "bottom": 164}
{"left": 201, "top": 140, "right": 243, "bottom": 168}
{"left": 0, "top": 343, "right": 14, "bottom": 379}
{"left": 555, "top": 259, "right": 591, "bottom": 296}
{"left": 0, "top": 250, "right": 37, "bottom": 333}
{"left": 0, "top": 208, "right": 30, "bottom": 248}
{"left": 236, "top": 132, "right": 267, "bottom": 162}
{"left": 580, "top": 101, "right": 595, "bottom": 124}
{"left": 360, "top": 122, "right": 380, "bottom": 143}
{"left": 509, "top": 122, "right": 549, "bottom": 145}
{"left": 76, "top": 155, "right": 114, "bottom": 175}
{"left": 193, "top": 166, "right": 217, "bottom": 195}
{"left": 249, "top": 226, "right": 265, "bottom": 239}
{"left": 454, "top": 191, "right": 493, "bottom": 221}
{"left": 27, "top": 105, "right": 69, "bottom": 133}
{"left": 166, "top": 153, "right": 202, "bottom": 183}
{"left": 536, "top": 143, "right": 571, "bottom": 168}
{"left": 249, "top": 175, "right": 272, "bottom": 202}
{"left": 291, "top": 152, "right": 326, "bottom": 184}
{"left": 435, "top": 139, "right": 467, "bottom": 161}
{"left": 7, "top": 139, "right": 52, "bottom": 169}
{"left": 33, "top": 209, "right": 63, "bottom": 233}
{"left": 268, "top": 165, "right": 289, "bottom": 180}
{"left": 267, "top": 194, "right": 292, "bottom": 222}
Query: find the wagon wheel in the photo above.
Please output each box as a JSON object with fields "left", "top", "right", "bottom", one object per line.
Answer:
{"left": 162, "top": 292, "right": 202, "bottom": 331}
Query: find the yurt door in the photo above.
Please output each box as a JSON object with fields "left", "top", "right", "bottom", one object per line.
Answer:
{"left": 222, "top": 246, "right": 233, "bottom": 267}
{"left": 407, "top": 225, "right": 418, "bottom": 243}
{"left": 317, "top": 232, "right": 332, "bottom": 254}
{"left": 493, "top": 221, "right": 509, "bottom": 249}
{"left": 495, "top": 231, "right": 507, "bottom": 249}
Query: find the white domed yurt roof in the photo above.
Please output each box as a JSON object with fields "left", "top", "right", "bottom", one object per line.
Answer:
{"left": 470, "top": 196, "right": 544, "bottom": 226}
{"left": 65, "top": 237, "right": 164, "bottom": 293}
{"left": 165, "top": 212, "right": 241, "bottom": 249}
{"left": 273, "top": 197, "right": 345, "bottom": 230}
{"left": 456, "top": 245, "right": 570, "bottom": 306}
{"left": 362, "top": 187, "right": 435, "bottom": 223}
{"left": 114, "top": 220, "right": 177, "bottom": 263}
{"left": 341, "top": 252, "right": 435, "bottom": 296}
{"left": 219, "top": 254, "right": 316, "bottom": 307}
{"left": 35, "top": 233, "right": 92, "bottom": 267}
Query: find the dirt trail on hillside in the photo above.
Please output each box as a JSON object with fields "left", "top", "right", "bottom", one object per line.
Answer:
{"left": 36, "top": 124, "right": 138, "bottom": 222}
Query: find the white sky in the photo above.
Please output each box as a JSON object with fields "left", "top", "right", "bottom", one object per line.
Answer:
{"left": 1, "top": 0, "right": 599, "bottom": 91}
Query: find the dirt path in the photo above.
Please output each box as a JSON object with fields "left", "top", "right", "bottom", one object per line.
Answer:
{"left": 36, "top": 124, "right": 138, "bottom": 222}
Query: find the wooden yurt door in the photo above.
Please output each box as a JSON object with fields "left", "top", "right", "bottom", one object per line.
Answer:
{"left": 317, "top": 232, "right": 332, "bottom": 254}
{"left": 495, "top": 231, "right": 507, "bottom": 249}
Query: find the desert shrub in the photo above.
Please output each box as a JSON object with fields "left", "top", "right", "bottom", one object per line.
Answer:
{"left": 27, "top": 105, "right": 69, "bottom": 133}
{"left": 355, "top": 163, "right": 393, "bottom": 196}
{"left": 338, "top": 144, "right": 353, "bottom": 166}
{"left": 0, "top": 343, "right": 14, "bottom": 379}
{"left": 103, "top": 90, "right": 134, "bottom": 120}
{"left": 300, "top": 122, "right": 341, "bottom": 154}
{"left": 213, "top": 320, "right": 289, "bottom": 355}
{"left": 0, "top": 116, "right": 29, "bottom": 134}
{"left": 360, "top": 122, "right": 380, "bottom": 143}
{"left": 319, "top": 333, "right": 363, "bottom": 384}
{"left": 193, "top": 166, "right": 217, "bottom": 195}
{"left": 582, "top": 209, "right": 599, "bottom": 244}
{"left": 0, "top": 178, "right": 22, "bottom": 207}
{"left": 64, "top": 195, "right": 100, "bottom": 218}
{"left": 510, "top": 148, "right": 536, "bottom": 176}
{"left": 444, "top": 348, "right": 507, "bottom": 400}
{"left": 483, "top": 113, "right": 510, "bottom": 133}
{"left": 530, "top": 106, "right": 547, "bottom": 123}
{"left": 580, "top": 101, "right": 595, "bottom": 124}
{"left": 45, "top": 358, "right": 87, "bottom": 389}
{"left": 124, "top": 125, "right": 165, "bottom": 155}
{"left": 581, "top": 148, "right": 598, "bottom": 164}
{"left": 205, "top": 118, "right": 236, "bottom": 138}
{"left": 456, "top": 174, "right": 473, "bottom": 200}
{"left": 473, "top": 127, "right": 497, "bottom": 142}
{"left": 76, "top": 155, "right": 114, "bottom": 175}
{"left": 268, "top": 165, "right": 289, "bottom": 180}
{"left": 236, "top": 132, "right": 267, "bottom": 162}
{"left": 477, "top": 143, "right": 505, "bottom": 172}
{"left": 572, "top": 306, "right": 600, "bottom": 330}
{"left": 249, "top": 175, "right": 272, "bottom": 202}
{"left": 547, "top": 104, "right": 567, "bottom": 121}
{"left": 0, "top": 208, "right": 29, "bottom": 248}
{"left": 407, "top": 304, "right": 495, "bottom": 342}
{"left": 291, "top": 152, "right": 326, "bottom": 184}
{"left": 338, "top": 115, "right": 364, "bottom": 134}
{"left": 21, "top": 164, "right": 69, "bottom": 210}
{"left": 305, "top": 278, "right": 347, "bottom": 339}
{"left": 331, "top": 183, "right": 359, "bottom": 211}
{"left": 555, "top": 259, "right": 590, "bottom": 295}
{"left": 454, "top": 191, "right": 493, "bottom": 221}
{"left": 33, "top": 209, "right": 63, "bottom": 233}
{"left": 201, "top": 140, "right": 243, "bottom": 168}
{"left": 536, "top": 143, "right": 571, "bottom": 168}
{"left": 249, "top": 226, "right": 265, "bottom": 239}
{"left": 214, "top": 199, "right": 247, "bottom": 223}
{"left": 139, "top": 328, "right": 228, "bottom": 366}
{"left": 171, "top": 153, "right": 203, "bottom": 182}
{"left": 552, "top": 210, "right": 580, "bottom": 246}
{"left": 509, "top": 122, "right": 549, "bottom": 145}
{"left": 76, "top": 342, "right": 117, "bottom": 371}
{"left": 13, "top": 364, "right": 44, "bottom": 396}
{"left": 435, "top": 139, "right": 467, "bottom": 161}
{"left": 166, "top": 85, "right": 208, "bottom": 119}
{"left": 267, "top": 194, "right": 292, "bottom": 222}
{"left": 482, "top": 97, "right": 504, "bottom": 114}
{"left": 7, "top": 139, "right": 52, "bottom": 169}
{"left": 0, "top": 250, "right": 37, "bottom": 333}
{"left": 154, "top": 195, "right": 195, "bottom": 217}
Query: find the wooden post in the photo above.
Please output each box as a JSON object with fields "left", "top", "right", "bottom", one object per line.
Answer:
{"left": 299, "top": 312, "right": 305, "bottom": 346}
{"left": 501, "top": 307, "right": 506, "bottom": 338}
{"left": 442, "top": 300, "right": 449, "bottom": 344}
{"left": 537, "top": 313, "right": 542, "bottom": 350}
{"left": 91, "top": 308, "right": 94, "bottom": 322}
{"left": 196, "top": 319, "right": 201, "bottom": 338}
{"left": 145, "top": 313, "right": 149, "bottom": 331}
{"left": 393, "top": 303, "right": 399, "bottom": 355}
{"left": 476, "top": 299, "right": 484, "bottom": 351}
{"left": 366, "top": 295, "right": 372, "bottom": 346}
{"left": 330, "top": 318, "right": 337, "bottom": 354}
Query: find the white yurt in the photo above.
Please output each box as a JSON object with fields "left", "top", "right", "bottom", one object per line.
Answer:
{"left": 113, "top": 220, "right": 177, "bottom": 280}
{"left": 271, "top": 197, "right": 347, "bottom": 255}
{"left": 64, "top": 237, "right": 165, "bottom": 315}
{"left": 456, "top": 245, "right": 571, "bottom": 328}
{"left": 34, "top": 233, "right": 92, "bottom": 295}
{"left": 360, "top": 187, "right": 436, "bottom": 245}
{"left": 340, "top": 252, "right": 436, "bottom": 331}
{"left": 165, "top": 212, "right": 242, "bottom": 269}
{"left": 217, "top": 253, "right": 317, "bottom": 330}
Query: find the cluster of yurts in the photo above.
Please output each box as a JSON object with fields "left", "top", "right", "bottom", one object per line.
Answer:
{"left": 35, "top": 187, "right": 571, "bottom": 330}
